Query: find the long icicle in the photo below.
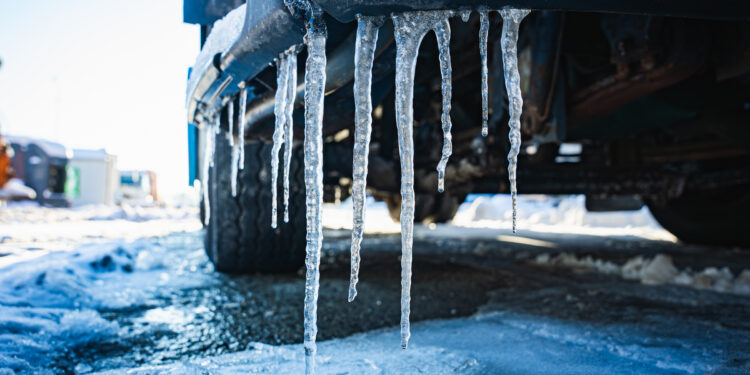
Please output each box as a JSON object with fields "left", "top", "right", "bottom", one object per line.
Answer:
{"left": 201, "top": 122, "right": 215, "bottom": 226}
{"left": 229, "top": 100, "right": 240, "bottom": 197}
{"left": 479, "top": 9, "right": 490, "bottom": 136}
{"left": 271, "top": 54, "right": 289, "bottom": 229}
{"left": 283, "top": 49, "right": 298, "bottom": 223}
{"left": 392, "top": 10, "right": 452, "bottom": 350}
{"left": 238, "top": 84, "right": 247, "bottom": 170}
{"left": 348, "top": 15, "right": 383, "bottom": 303}
{"left": 302, "top": 18, "right": 327, "bottom": 375}
{"left": 434, "top": 19, "right": 452, "bottom": 193}
{"left": 499, "top": 8, "right": 530, "bottom": 233}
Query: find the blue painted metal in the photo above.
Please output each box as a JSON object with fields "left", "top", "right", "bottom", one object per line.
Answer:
{"left": 183, "top": 0, "right": 245, "bottom": 25}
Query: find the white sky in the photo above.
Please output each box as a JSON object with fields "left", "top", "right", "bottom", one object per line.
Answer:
{"left": 0, "top": 0, "right": 200, "bottom": 195}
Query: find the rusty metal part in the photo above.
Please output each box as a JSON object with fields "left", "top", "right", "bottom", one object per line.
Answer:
{"left": 523, "top": 12, "right": 565, "bottom": 136}
{"left": 568, "top": 19, "right": 708, "bottom": 126}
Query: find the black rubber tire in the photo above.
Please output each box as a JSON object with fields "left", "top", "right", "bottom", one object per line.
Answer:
{"left": 385, "top": 193, "right": 466, "bottom": 224}
{"left": 646, "top": 185, "right": 750, "bottom": 248}
{"left": 204, "top": 132, "right": 306, "bottom": 273}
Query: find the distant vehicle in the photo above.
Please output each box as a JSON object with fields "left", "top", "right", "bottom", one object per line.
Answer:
{"left": 185, "top": 0, "right": 750, "bottom": 272}
{"left": 117, "top": 170, "right": 158, "bottom": 205}
{"left": 7, "top": 135, "right": 70, "bottom": 206}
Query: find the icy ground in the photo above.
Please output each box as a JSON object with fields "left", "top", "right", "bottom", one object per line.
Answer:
{"left": 2, "top": 196, "right": 750, "bottom": 374}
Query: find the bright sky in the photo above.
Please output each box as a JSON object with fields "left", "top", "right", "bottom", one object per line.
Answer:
{"left": 0, "top": 0, "right": 199, "bottom": 195}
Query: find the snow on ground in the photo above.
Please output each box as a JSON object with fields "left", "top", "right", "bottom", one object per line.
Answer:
{"left": 533, "top": 252, "right": 750, "bottom": 295}
{"left": 97, "top": 310, "right": 736, "bottom": 375}
{"left": 0, "top": 202, "right": 208, "bottom": 373}
{"left": 0, "top": 202, "right": 201, "bottom": 267}
{"left": 0, "top": 195, "right": 737, "bottom": 374}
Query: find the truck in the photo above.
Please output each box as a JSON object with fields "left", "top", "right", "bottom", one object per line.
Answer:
{"left": 184, "top": 0, "right": 750, "bottom": 273}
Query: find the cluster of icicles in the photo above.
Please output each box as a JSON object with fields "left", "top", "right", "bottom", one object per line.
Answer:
{"left": 201, "top": 7, "right": 530, "bottom": 375}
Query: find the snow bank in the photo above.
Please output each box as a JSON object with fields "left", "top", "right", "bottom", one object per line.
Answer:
{"left": 323, "top": 195, "right": 675, "bottom": 242}
{"left": 453, "top": 195, "right": 675, "bottom": 241}
{"left": 533, "top": 252, "right": 750, "bottom": 295}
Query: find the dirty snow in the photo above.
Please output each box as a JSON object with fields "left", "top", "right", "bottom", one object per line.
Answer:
{"left": 533, "top": 252, "right": 750, "bottom": 295}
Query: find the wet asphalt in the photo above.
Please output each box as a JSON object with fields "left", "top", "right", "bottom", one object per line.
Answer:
{"left": 55, "top": 228, "right": 750, "bottom": 373}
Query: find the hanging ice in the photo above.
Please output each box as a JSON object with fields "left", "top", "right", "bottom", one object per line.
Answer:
{"left": 227, "top": 101, "right": 235, "bottom": 147}
{"left": 202, "top": 119, "right": 218, "bottom": 226}
{"left": 348, "top": 15, "right": 383, "bottom": 303}
{"left": 271, "top": 54, "right": 290, "bottom": 229}
{"left": 392, "top": 9, "right": 452, "bottom": 350}
{"left": 479, "top": 9, "right": 490, "bottom": 137}
{"left": 434, "top": 19, "right": 452, "bottom": 193}
{"left": 238, "top": 85, "right": 248, "bottom": 170}
{"left": 302, "top": 18, "right": 327, "bottom": 375}
{"left": 228, "top": 101, "right": 240, "bottom": 197}
{"left": 499, "top": 8, "right": 530, "bottom": 233}
{"left": 283, "top": 49, "right": 298, "bottom": 223}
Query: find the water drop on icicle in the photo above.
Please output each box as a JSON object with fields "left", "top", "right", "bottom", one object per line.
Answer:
{"left": 302, "top": 18, "right": 327, "bottom": 375}
{"left": 238, "top": 85, "right": 248, "bottom": 170}
{"left": 479, "top": 9, "right": 490, "bottom": 137}
{"left": 348, "top": 15, "right": 383, "bottom": 303}
{"left": 271, "top": 54, "right": 290, "bottom": 229}
{"left": 392, "top": 9, "right": 452, "bottom": 350}
{"left": 283, "top": 50, "right": 298, "bottom": 223}
{"left": 434, "top": 20, "right": 452, "bottom": 194}
{"left": 499, "top": 8, "right": 530, "bottom": 233}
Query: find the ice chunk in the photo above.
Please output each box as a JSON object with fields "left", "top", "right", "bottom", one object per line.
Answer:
{"left": 499, "top": 8, "right": 530, "bottom": 233}
{"left": 349, "top": 15, "right": 383, "bottom": 302}
{"left": 479, "top": 9, "right": 490, "bottom": 137}
{"left": 392, "top": 9, "right": 453, "bottom": 350}
{"left": 271, "top": 54, "right": 290, "bottom": 229}
{"left": 434, "top": 19, "right": 453, "bottom": 193}
{"left": 302, "top": 18, "right": 327, "bottom": 375}
{"left": 283, "top": 49, "right": 299, "bottom": 223}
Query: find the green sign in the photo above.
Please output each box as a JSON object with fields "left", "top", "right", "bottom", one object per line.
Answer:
{"left": 65, "top": 165, "right": 80, "bottom": 199}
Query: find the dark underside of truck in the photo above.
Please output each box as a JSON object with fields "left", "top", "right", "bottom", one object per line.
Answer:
{"left": 185, "top": 0, "right": 750, "bottom": 273}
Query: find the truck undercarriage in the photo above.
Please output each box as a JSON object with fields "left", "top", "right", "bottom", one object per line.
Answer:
{"left": 186, "top": 0, "right": 750, "bottom": 272}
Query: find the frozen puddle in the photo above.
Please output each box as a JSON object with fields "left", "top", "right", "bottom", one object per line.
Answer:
{"left": 97, "top": 310, "right": 746, "bottom": 375}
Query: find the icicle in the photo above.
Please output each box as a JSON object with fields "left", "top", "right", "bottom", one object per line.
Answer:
{"left": 348, "top": 15, "right": 383, "bottom": 303}
{"left": 392, "top": 10, "right": 452, "bottom": 350}
{"left": 238, "top": 85, "right": 247, "bottom": 170}
{"left": 202, "top": 118, "right": 218, "bottom": 225}
{"left": 434, "top": 20, "right": 452, "bottom": 194}
{"left": 499, "top": 8, "right": 530, "bottom": 233}
{"left": 271, "top": 54, "right": 290, "bottom": 229}
{"left": 479, "top": 9, "right": 490, "bottom": 137}
{"left": 228, "top": 101, "right": 240, "bottom": 197}
{"left": 201, "top": 126, "right": 213, "bottom": 225}
{"left": 302, "top": 18, "right": 327, "bottom": 375}
{"left": 283, "top": 49, "right": 298, "bottom": 223}
{"left": 227, "top": 100, "right": 235, "bottom": 146}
